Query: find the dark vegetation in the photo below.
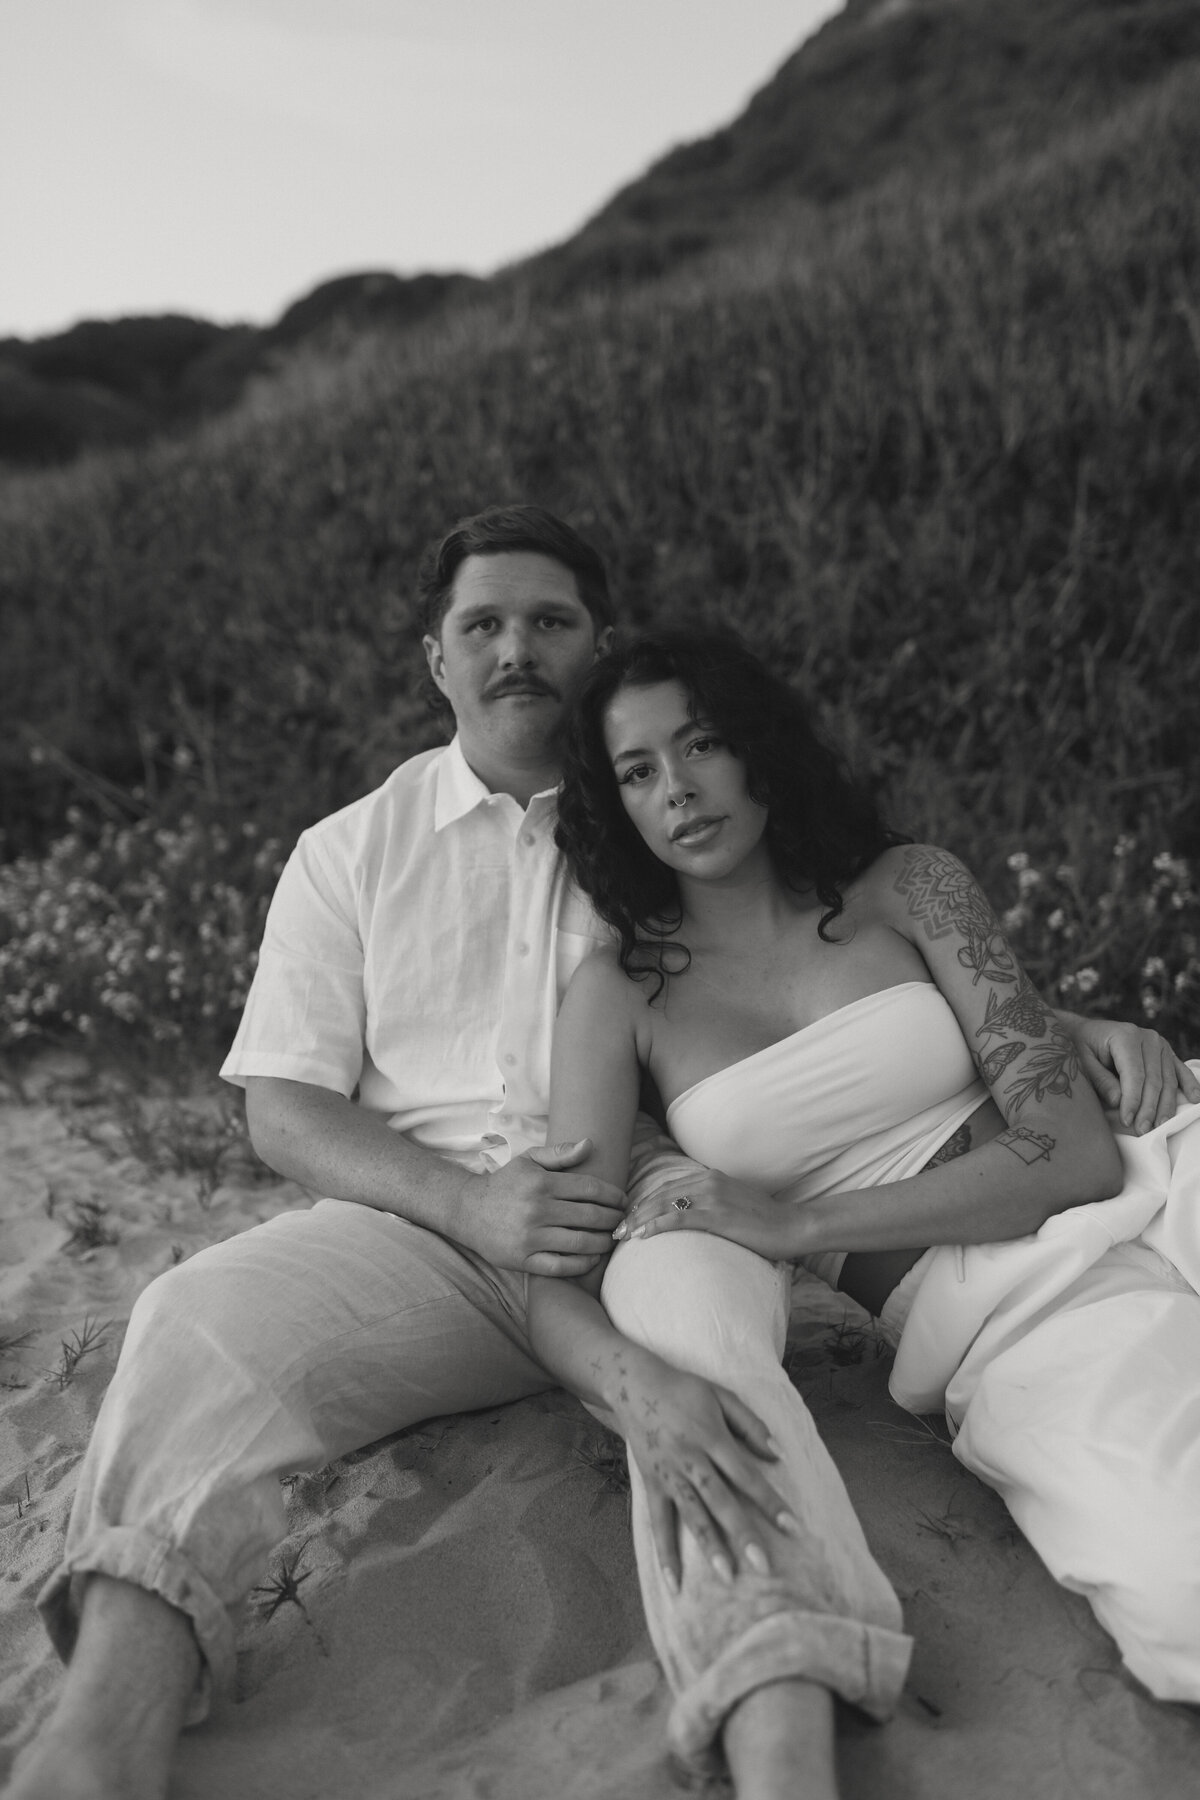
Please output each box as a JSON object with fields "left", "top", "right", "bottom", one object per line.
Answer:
{"left": 1, "top": 0, "right": 1198, "bottom": 1068}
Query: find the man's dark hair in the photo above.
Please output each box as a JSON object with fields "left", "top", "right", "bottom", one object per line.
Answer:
{"left": 416, "top": 504, "right": 614, "bottom": 639}
{"left": 555, "top": 628, "right": 909, "bottom": 997}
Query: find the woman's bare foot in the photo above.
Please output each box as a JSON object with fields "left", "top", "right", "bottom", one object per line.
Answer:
{"left": 723, "top": 1677, "right": 838, "bottom": 1800}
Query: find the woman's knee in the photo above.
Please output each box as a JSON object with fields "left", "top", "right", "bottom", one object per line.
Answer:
{"left": 602, "top": 1234, "right": 788, "bottom": 1373}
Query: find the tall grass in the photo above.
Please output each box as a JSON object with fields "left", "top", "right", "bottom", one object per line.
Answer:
{"left": 2, "top": 66, "right": 1198, "bottom": 1062}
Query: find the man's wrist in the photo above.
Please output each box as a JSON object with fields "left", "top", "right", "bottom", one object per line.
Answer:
{"left": 440, "top": 1167, "right": 484, "bottom": 1253}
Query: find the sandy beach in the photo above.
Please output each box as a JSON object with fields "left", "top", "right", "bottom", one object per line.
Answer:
{"left": 2, "top": 1054, "right": 1196, "bottom": 1798}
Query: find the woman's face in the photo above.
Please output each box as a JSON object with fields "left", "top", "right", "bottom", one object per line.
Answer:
{"left": 602, "top": 678, "right": 769, "bottom": 883}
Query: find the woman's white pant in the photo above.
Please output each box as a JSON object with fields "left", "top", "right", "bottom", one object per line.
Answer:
{"left": 602, "top": 1232, "right": 910, "bottom": 1767}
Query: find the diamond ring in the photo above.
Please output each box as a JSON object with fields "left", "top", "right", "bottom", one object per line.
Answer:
{"left": 672, "top": 1194, "right": 692, "bottom": 1212}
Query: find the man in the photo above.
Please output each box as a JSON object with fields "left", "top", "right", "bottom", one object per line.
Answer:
{"left": 13, "top": 505, "right": 1195, "bottom": 1800}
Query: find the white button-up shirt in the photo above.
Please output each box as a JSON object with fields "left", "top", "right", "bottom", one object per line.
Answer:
{"left": 221, "top": 737, "right": 610, "bottom": 1170}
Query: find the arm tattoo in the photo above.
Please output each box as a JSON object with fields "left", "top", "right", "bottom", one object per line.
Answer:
{"left": 895, "top": 848, "right": 1077, "bottom": 1116}
{"left": 997, "top": 1126, "right": 1056, "bottom": 1165}
{"left": 922, "top": 1122, "right": 971, "bottom": 1171}
{"left": 1002, "top": 1023, "right": 1080, "bottom": 1112}
{"left": 974, "top": 975, "right": 1051, "bottom": 1043}
{"left": 894, "top": 847, "right": 1018, "bottom": 988}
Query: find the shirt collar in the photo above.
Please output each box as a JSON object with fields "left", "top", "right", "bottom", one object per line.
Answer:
{"left": 433, "top": 736, "right": 560, "bottom": 833}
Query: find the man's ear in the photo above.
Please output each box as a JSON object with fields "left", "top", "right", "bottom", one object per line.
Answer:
{"left": 423, "top": 632, "right": 448, "bottom": 696}
{"left": 594, "top": 625, "right": 615, "bottom": 660}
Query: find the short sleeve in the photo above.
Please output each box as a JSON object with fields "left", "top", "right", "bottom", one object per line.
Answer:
{"left": 220, "top": 829, "right": 367, "bottom": 1096}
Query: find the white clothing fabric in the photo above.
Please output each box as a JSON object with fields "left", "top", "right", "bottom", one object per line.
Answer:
{"left": 661, "top": 980, "right": 1200, "bottom": 1701}
{"left": 891, "top": 1085, "right": 1200, "bottom": 1701}
{"left": 601, "top": 1234, "right": 910, "bottom": 1766}
{"left": 666, "top": 981, "right": 987, "bottom": 1204}
{"left": 221, "top": 736, "right": 608, "bottom": 1167}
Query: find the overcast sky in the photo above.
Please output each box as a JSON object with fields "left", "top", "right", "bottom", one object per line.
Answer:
{"left": 1, "top": 1, "right": 844, "bottom": 340}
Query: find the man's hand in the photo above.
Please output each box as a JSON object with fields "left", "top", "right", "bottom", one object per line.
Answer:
{"left": 452, "top": 1139, "right": 627, "bottom": 1278}
{"left": 1064, "top": 1013, "right": 1200, "bottom": 1134}
{"left": 612, "top": 1357, "right": 795, "bottom": 1593}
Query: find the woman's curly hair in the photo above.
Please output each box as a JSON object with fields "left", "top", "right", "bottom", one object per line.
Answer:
{"left": 555, "top": 629, "right": 908, "bottom": 994}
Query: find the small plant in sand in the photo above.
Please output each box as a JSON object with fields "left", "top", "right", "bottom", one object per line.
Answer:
{"left": 69, "top": 1083, "right": 279, "bottom": 1207}
{"left": 45, "top": 1316, "right": 112, "bottom": 1390}
{"left": 573, "top": 1428, "right": 632, "bottom": 1503}
{"left": 62, "top": 1199, "right": 118, "bottom": 1252}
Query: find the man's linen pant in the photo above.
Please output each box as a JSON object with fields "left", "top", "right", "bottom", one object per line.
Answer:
{"left": 38, "top": 1199, "right": 909, "bottom": 1769}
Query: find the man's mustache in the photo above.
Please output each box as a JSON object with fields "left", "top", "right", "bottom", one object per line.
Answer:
{"left": 486, "top": 675, "right": 560, "bottom": 700}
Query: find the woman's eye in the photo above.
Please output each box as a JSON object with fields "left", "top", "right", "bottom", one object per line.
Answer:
{"left": 620, "top": 764, "right": 652, "bottom": 786}
{"left": 688, "top": 736, "right": 718, "bottom": 756}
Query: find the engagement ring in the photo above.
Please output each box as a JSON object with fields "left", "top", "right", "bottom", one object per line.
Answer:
{"left": 672, "top": 1195, "right": 692, "bottom": 1212}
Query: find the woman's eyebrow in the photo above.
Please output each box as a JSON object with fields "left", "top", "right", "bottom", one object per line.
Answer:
{"left": 611, "top": 720, "right": 713, "bottom": 765}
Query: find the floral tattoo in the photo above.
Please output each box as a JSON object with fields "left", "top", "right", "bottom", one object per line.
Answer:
{"left": 894, "top": 847, "right": 1075, "bottom": 1126}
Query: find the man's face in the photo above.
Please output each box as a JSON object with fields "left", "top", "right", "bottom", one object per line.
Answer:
{"left": 424, "top": 551, "right": 612, "bottom": 780}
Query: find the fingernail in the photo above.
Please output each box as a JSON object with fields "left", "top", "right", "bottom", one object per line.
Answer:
{"left": 711, "top": 1554, "right": 734, "bottom": 1585}
{"left": 744, "top": 1544, "right": 769, "bottom": 1576}
{"left": 632, "top": 1225, "right": 647, "bottom": 1239}
{"left": 775, "top": 1511, "right": 800, "bottom": 1536}
{"left": 613, "top": 1225, "right": 627, "bottom": 1240}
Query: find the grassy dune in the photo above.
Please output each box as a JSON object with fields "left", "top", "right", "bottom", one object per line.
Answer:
{"left": 1, "top": 62, "right": 1198, "bottom": 1064}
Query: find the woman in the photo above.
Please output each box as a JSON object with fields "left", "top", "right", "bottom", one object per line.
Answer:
{"left": 525, "top": 629, "right": 1200, "bottom": 1798}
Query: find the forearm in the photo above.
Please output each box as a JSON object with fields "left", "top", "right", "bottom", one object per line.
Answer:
{"left": 789, "top": 1123, "right": 1122, "bottom": 1258}
{"left": 244, "top": 1077, "right": 469, "bottom": 1234}
{"left": 526, "top": 1273, "right": 659, "bottom": 1426}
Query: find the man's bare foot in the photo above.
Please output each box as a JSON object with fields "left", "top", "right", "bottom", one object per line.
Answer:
{"left": 9, "top": 1576, "right": 201, "bottom": 1800}
{"left": 723, "top": 1677, "right": 838, "bottom": 1800}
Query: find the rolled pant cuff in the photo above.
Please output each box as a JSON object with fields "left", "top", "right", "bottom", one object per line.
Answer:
{"left": 668, "top": 1610, "right": 913, "bottom": 1771}
{"left": 36, "top": 1526, "right": 233, "bottom": 1726}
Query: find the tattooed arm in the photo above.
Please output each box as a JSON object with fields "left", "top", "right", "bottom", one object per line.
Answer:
{"left": 788, "top": 844, "right": 1124, "bottom": 1254}
{"left": 525, "top": 952, "right": 787, "bottom": 1588}
{"left": 620, "top": 845, "right": 1124, "bottom": 1263}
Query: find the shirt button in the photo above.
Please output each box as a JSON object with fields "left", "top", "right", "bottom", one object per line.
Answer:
{"left": 497, "top": 1113, "right": 512, "bottom": 1126}
{"left": 520, "top": 833, "right": 535, "bottom": 848}
{"left": 517, "top": 941, "right": 529, "bottom": 956}
{"left": 503, "top": 1053, "right": 517, "bottom": 1067}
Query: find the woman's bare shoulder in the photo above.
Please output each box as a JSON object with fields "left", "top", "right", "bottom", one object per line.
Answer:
{"left": 564, "top": 945, "right": 650, "bottom": 1017}
{"left": 854, "top": 842, "right": 979, "bottom": 927}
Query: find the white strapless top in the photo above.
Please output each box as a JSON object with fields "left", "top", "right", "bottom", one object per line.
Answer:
{"left": 665, "top": 981, "right": 988, "bottom": 1203}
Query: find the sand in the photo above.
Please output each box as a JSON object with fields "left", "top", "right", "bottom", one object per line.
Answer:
{"left": 1, "top": 1053, "right": 1197, "bottom": 1798}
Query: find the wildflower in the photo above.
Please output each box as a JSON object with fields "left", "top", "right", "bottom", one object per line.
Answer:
{"left": 1074, "top": 967, "right": 1100, "bottom": 996}
{"left": 1047, "top": 909, "right": 1065, "bottom": 932}
{"left": 1007, "top": 851, "right": 1030, "bottom": 872}
{"left": 1017, "top": 868, "right": 1041, "bottom": 894}
{"left": 1112, "top": 835, "right": 1136, "bottom": 860}
{"left": 1142, "top": 957, "right": 1166, "bottom": 981}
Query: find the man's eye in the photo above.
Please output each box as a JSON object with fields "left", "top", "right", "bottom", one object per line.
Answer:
{"left": 538, "top": 615, "right": 568, "bottom": 630}
{"left": 468, "top": 618, "right": 497, "bottom": 633}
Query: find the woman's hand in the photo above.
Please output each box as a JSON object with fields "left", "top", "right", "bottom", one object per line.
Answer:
{"left": 612, "top": 1356, "right": 796, "bottom": 1592}
{"left": 613, "top": 1168, "right": 797, "bottom": 1261}
{"left": 1063, "top": 1012, "right": 1200, "bottom": 1134}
